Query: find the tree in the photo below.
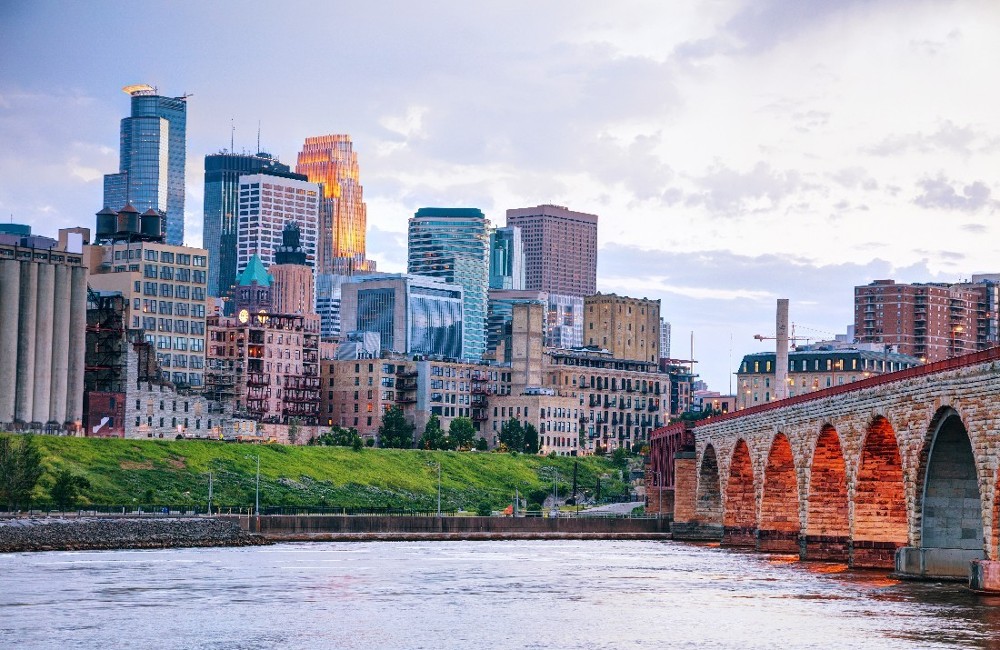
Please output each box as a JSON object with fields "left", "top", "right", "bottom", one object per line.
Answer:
{"left": 50, "top": 469, "right": 91, "bottom": 510}
{"left": 448, "top": 417, "right": 476, "bottom": 450}
{"left": 379, "top": 406, "right": 415, "bottom": 449}
{"left": 523, "top": 423, "right": 539, "bottom": 454}
{"left": 499, "top": 418, "right": 525, "bottom": 452}
{"left": 287, "top": 418, "right": 301, "bottom": 445}
{"left": 0, "top": 435, "right": 43, "bottom": 510}
{"left": 611, "top": 447, "right": 629, "bottom": 470}
{"left": 475, "top": 437, "right": 489, "bottom": 451}
{"left": 419, "top": 414, "right": 448, "bottom": 450}
{"left": 313, "top": 426, "right": 363, "bottom": 447}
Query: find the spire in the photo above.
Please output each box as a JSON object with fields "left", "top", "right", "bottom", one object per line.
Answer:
{"left": 236, "top": 254, "right": 272, "bottom": 287}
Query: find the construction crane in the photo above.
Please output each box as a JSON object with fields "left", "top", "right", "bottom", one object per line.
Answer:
{"left": 753, "top": 323, "right": 812, "bottom": 348}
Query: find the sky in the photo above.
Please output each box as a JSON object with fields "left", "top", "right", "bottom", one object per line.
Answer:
{"left": 2, "top": 0, "right": 999, "bottom": 392}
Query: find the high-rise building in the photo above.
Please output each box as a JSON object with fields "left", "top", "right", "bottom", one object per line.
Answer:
{"left": 407, "top": 208, "right": 490, "bottom": 360}
{"left": 202, "top": 151, "right": 305, "bottom": 304}
{"left": 340, "top": 274, "right": 464, "bottom": 359}
{"left": 505, "top": 204, "right": 598, "bottom": 297}
{"left": 854, "top": 279, "right": 983, "bottom": 362}
{"left": 295, "top": 135, "right": 376, "bottom": 276}
{"left": 486, "top": 289, "right": 547, "bottom": 361}
{"left": 103, "top": 85, "right": 188, "bottom": 245}
{"left": 489, "top": 226, "right": 525, "bottom": 290}
{"left": 546, "top": 294, "right": 584, "bottom": 349}
{"left": 584, "top": 293, "right": 661, "bottom": 362}
{"left": 235, "top": 174, "right": 320, "bottom": 277}
{"left": 659, "top": 318, "right": 671, "bottom": 360}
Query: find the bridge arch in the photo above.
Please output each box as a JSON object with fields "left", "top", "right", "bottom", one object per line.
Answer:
{"left": 723, "top": 438, "right": 756, "bottom": 546}
{"left": 804, "top": 424, "right": 849, "bottom": 560}
{"left": 758, "top": 432, "right": 800, "bottom": 552}
{"left": 917, "top": 407, "right": 984, "bottom": 557}
{"left": 696, "top": 444, "right": 723, "bottom": 525}
{"left": 852, "top": 415, "right": 907, "bottom": 567}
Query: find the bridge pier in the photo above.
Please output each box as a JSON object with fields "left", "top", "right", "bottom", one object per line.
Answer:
{"left": 895, "top": 546, "right": 984, "bottom": 580}
{"left": 721, "top": 526, "right": 755, "bottom": 547}
{"left": 756, "top": 529, "right": 799, "bottom": 553}
{"left": 970, "top": 560, "right": 1000, "bottom": 593}
{"left": 850, "top": 541, "right": 902, "bottom": 569}
{"left": 800, "top": 535, "right": 850, "bottom": 562}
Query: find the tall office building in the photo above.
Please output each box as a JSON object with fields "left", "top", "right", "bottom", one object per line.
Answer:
{"left": 270, "top": 222, "right": 315, "bottom": 316}
{"left": 235, "top": 174, "right": 320, "bottom": 277}
{"left": 584, "top": 293, "right": 660, "bottom": 362}
{"left": 489, "top": 226, "right": 525, "bottom": 290}
{"left": 505, "top": 204, "right": 597, "bottom": 348}
{"left": 659, "top": 318, "right": 672, "bottom": 360}
{"left": 295, "top": 135, "right": 376, "bottom": 276}
{"left": 408, "top": 208, "right": 490, "bottom": 360}
{"left": 202, "top": 151, "right": 305, "bottom": 305}
{"left": 340, "top": 274, "right": 464, "bottom": 359}
{"left": 103, "top": 85, "right": 188, "bottom": 245}
{"left": 505, "top": 204, "right": 598, "bottom": 297}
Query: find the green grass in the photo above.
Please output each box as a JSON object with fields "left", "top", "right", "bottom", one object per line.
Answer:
{"left": 11, "top": 435, "right": 628, "bottom": 511}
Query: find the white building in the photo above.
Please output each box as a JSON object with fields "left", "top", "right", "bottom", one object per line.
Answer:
{"left": 236, "top": 174, "right": 320, "bottom": 276}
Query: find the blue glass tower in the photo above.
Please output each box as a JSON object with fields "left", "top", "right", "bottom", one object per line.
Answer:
{"left": 489, "top": 225, "right": 525, "bottom": 290}
{"left": 202, "top": 151, "right": 304, "bottom": 307}
{"left": 407, "top": 208, "right": 489, "bottom": 360}
{"left": 103, "top": 85, "right": 188, "bottom": 245}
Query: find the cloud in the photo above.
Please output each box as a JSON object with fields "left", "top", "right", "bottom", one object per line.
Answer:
{"left": 686, "top": 162, "right": 804, "bottom": 214}
{"left": 865, "top": 120, "right": 991, "bottom": 157}
{"left": 913, "top": 175, "right": 995, "bottom": 212}
{"left": 723, "top": 0, "right": 866, "bottom": 54}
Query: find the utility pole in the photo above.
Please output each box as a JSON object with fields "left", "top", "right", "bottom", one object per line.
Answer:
{"left": 437, "top": 462, "right": 441, "bottom": 517}
{"left": 255, "top": 455, "right": 260, "bottom": 516}
{"left": 514, "top": 486, "right": 519, "bottom": 516}
{"left": 207, "top": 472, "right": 213, "bottom": 516}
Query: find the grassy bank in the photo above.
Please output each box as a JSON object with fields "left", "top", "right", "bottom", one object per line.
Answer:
{"left": 11, "top": 435, "right": 629, "bottom": 512}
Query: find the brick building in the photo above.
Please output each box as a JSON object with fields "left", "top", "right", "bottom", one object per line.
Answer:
{"left": 583, "top": 293, "right": 660, "bottom": 363}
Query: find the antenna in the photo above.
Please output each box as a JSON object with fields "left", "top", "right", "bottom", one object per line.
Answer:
{"left": 231, "top": 117, "right": 235, "bottom": 153}
{"left": 257, "top": 120, "right": 261, "bottom": 154}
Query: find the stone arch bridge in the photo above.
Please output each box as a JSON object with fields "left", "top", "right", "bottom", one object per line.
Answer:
{"left": 664, "top": 348, "right": 1000, "bottom": 590}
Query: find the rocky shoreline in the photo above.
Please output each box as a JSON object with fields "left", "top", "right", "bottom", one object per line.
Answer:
{"left": 0, "top": 516, "right": 269, "bottom": 553}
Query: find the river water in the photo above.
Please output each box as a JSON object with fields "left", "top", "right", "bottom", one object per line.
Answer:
{"left": 2, "top": 540, "right": 1000, "bottom": 649}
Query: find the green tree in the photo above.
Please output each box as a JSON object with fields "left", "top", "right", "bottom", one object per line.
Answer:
{"left": 611, "top": 447, "right": 629, "bottom": 470}
{"left": 419, "top": 414, "right": 448, "bottom": 450}
{"left": 475, "top": 437, "right": 489, "bottom": 451}
{"left": 379, "top": 406, "right": 415, "bottom": 449}
{"left": 448, "top": 417, "right": 476, "bottom": 450}
{"left": 499, "top": 418, "right": 525, "bottom": 452}
{"left": 314, "top": 426, "right": 363, "bottom": 447}
{"left": 0, "top": 435, "right": 43, "bottom": 510}
{"left": 50, "top": 469, "right": 91, "bottom": 510}
{"left": 523, "top": 423, "right": 539, "bottom": 454}
{"left": 287, "top": 417, "right": 301, "bottom": 445}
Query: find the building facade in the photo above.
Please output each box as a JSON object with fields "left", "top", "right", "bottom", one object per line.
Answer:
{"left": 86, "top": 229, "right": 211, "bottom": 388}
{"left": 270, "top": 222, "right": 314, "bottom": 316}
{"left": 236, "top": 174, "right": 320, "bottom": 277}
{"left": 103, "top": 85, "right": 187, "bottom": 245}
{"left": 202, "top": 151, "right": 303, "bottom": 304}
{"left": 407, "top": 207, "right": 490, "bottom": 360}
{"left": 486, "top": 389, "right": 581, "bottom": 455}
{"left": 295, "top": 135, "right": 376, "bottom": 276}
{"left": 735, "top": 348, "right": 923, "bottom": 410}
{"left": 584, "top": 293, "right": 660, "bottom": 362}
{"left": 505, "top": 204, "right": 598, "bottom": 297}
{"left": 341, "top": 274, "right": 464, "bottom": 359}
{"left": 854, "top": 279, "right": 982, "bottom": 362}
{"left": 659, "top": 318, "right": 671, "bottom": 360}
{"left": 485, "top": 289, "right": 547, "bottom": 360}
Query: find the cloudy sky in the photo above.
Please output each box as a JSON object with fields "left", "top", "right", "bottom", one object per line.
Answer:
{"left": 2, "top": 1, "right": 998, "bottom": 391}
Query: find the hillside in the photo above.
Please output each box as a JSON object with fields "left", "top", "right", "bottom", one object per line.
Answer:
{"left": 10, "top": 435, "right": 630, "bottom": 512}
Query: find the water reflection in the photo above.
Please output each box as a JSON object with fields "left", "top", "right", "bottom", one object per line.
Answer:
{"left": 2, "top": 540, "right": 1000, "bottom": 649}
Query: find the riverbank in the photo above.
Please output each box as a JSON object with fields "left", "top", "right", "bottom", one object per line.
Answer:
{"left": 0, "top": 516, "right": 268, "bottom": 553}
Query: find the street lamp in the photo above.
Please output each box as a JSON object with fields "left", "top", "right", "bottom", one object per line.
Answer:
{"left": 246, "top": 454, "right": 260, "bottom": 516}
{"left": 428, "top": 461, "right": 441, "bottom": 517}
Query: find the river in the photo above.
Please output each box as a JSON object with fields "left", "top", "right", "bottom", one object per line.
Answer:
{"left": 2, "top": 540, "right": 999, "bottom": 649}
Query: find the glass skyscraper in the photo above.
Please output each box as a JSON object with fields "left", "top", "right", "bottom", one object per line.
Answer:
{"left": 103, "top": 85, "right": 188, "bottom": 245}
{"left": 202, "top": 151, "right": 304, "bottom": 308}
{"left": 489, "top": 226, "right": 525, "bottom": 290}
{"left": 408, "top": 208, "right": 490, "bottom": 360}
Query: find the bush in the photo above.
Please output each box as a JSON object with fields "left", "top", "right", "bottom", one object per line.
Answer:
{"left": 476, "top": 501, "right": 492, "bottom": 516}
{"left": 527, "top": 502, "right": 542, "bottom": 512}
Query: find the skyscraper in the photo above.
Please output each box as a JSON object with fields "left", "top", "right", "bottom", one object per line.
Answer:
{"left": 505, "top": 204, "right": 598, "bottom": 296}
{"left": 408, "top": 208, "right": 490, "bottom": 360}
{"left": 103, "top": 84, "right": 188, "bottom": 245}
{"left": 489, "top": 226, "right": 525, "bottom": 290}
{"left": 202, "top": 151, "right": 305, "bottom": 304}
{"left": 235, "top": 174, "right": 320, "bottom": 278}
{"left": 295, "top": 135, "right": 375, "bottom": 275}
{"left": 505, "top": 204, "right": 598, "bottom": 348}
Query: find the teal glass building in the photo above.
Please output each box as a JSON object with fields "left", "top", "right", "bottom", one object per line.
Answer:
{"left": 407, "top": 208, "right": 489, "bottom": 360}
{"left": 103, "top": 85, "right": 188, "bottom": 245}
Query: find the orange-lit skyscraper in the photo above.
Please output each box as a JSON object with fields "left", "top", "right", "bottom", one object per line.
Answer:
{"left": 295, "top": 135, "right": 376, "bottom": 276}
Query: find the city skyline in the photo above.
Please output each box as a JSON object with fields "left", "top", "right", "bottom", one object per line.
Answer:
{"left": 2, "top": 1, "right": 999, "bottom": 390}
